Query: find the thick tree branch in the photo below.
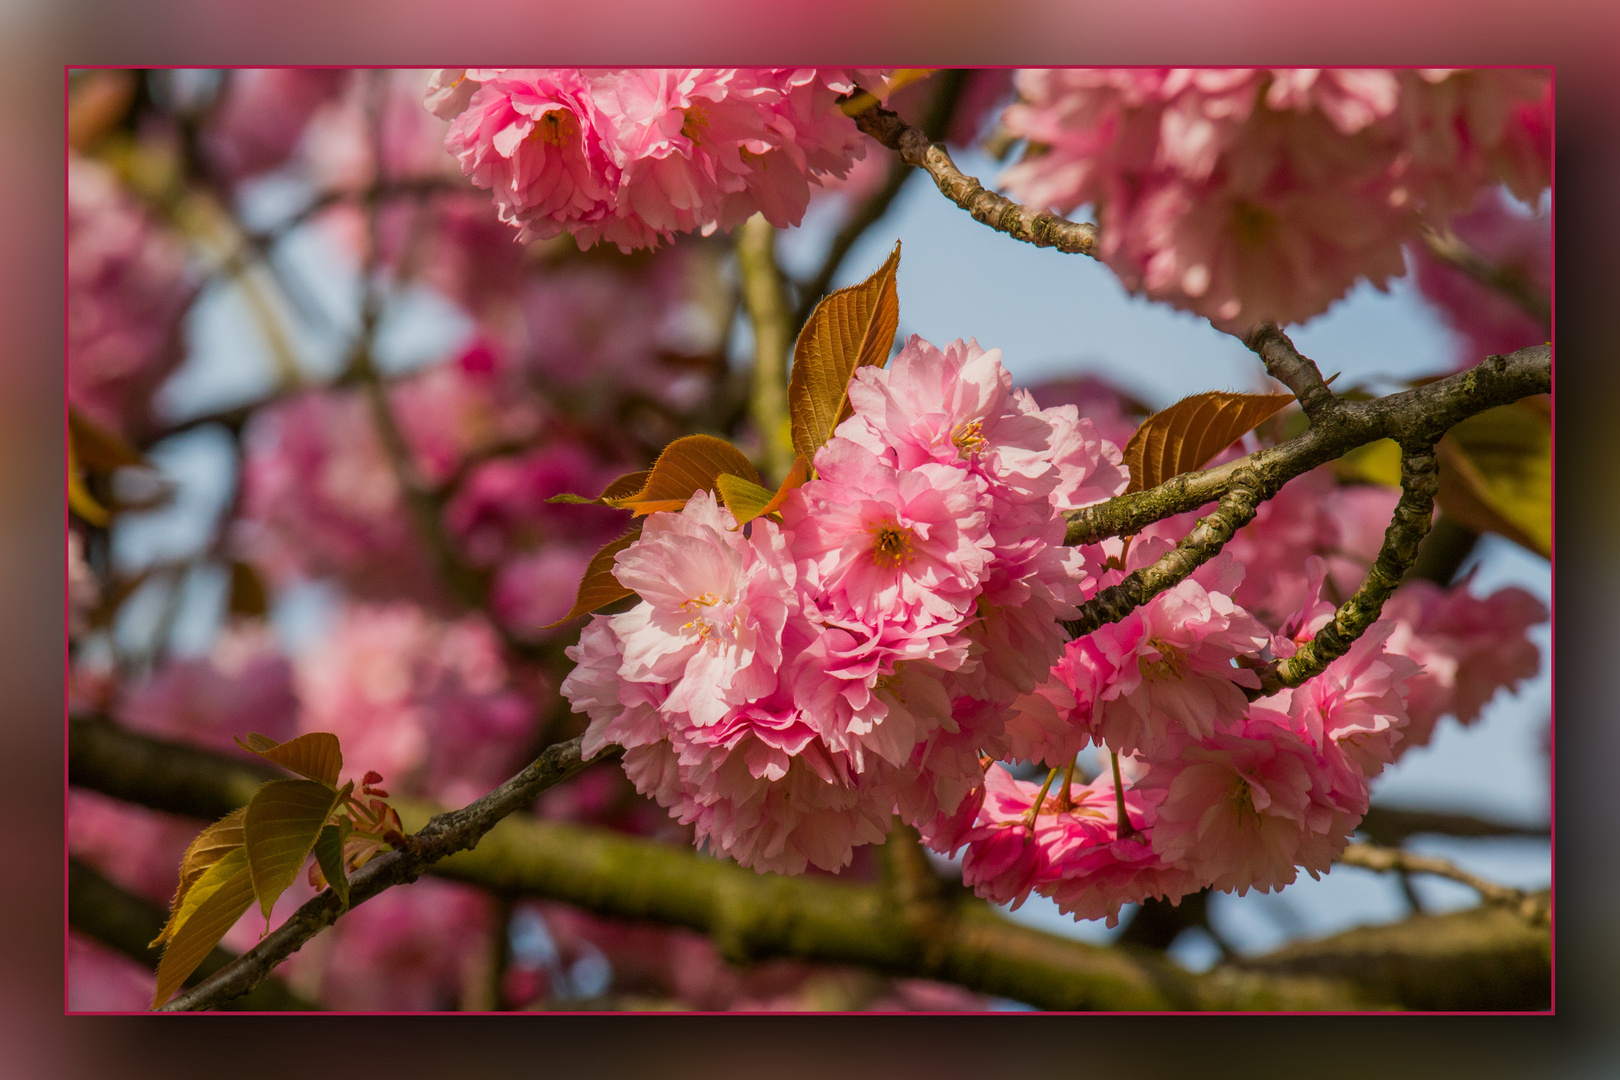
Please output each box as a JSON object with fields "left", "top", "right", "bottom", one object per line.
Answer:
{"left": 735, "top": 214, "right": 795, "bottom": 481}
{"left": 1252, "top": 445, "right": 1439, "bottom": 695}
{"left": 1357, "top": 804, "right": 1549, "bottom": 846}
{"left": 1064, "top": 344, "right": 1551, "bottom": 547}
{"left": 1233, "top": 891, "right": 1550, "bottom": 1011}
{"left": 849, "top": 101, "right": 1099, "bottom": 258}
{"left": 1336, "top": 843, "right": 1550, "bottom": 926}
{"left": 69, "top": 858, "right": 317, "bottom": 1011}
{"left": 94, "top": 727, "right": 617, "bottom": 1012}
{"left": 71, "top": 720, "right": 1544, "bottom": 1010}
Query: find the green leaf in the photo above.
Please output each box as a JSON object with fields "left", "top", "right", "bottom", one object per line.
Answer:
{"left": 545, "top": 525, "right": 643, "bottom": 627}
{"left": 603, "top": 436, "right": 760, "bottom": 517}
{"left": 1123, "top": 390, "right": 1296, "bottom": 493}
{"left": 1435, "top": 399, "right": 1550, "bottom": 558}
{"left": 235, "top": 731, "right": 343, "bottom": 788}
{"left": 151, "top": 846, "right": 256, "bottom": 1008}
{"left": 312, "top": 820, "right": 352, "bottom": 910}
{"left": 243, "top": 779, "right": 344, "bottom": 921}
{"left": 154, "top": 808, "right": 247, "bottom": 948}
{"left": 715, "top": 472, "right": 778, "bottom": 526}
{"left": 788, "top": 241, "right": 901, "bottom": 463}
{"left": 1334, "top": 438, "right": 1403, "bottom": 488}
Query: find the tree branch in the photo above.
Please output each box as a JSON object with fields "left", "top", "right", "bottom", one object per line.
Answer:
{"left": 793, "top": 70, "right": 969, "bottom": 328}
{"left": 71, "top": 720, "right": 1545, "bottom": 1010}
{"left": 1241, "top": 322, "right": 1343, "bottom": 424}
{"left": 1064, "top": 344, "right": 1551, "bottom": 547}
{"left": 1357, "top": 804, "right": 1549, "bottom": 846}
{"left": 1232, "top": 890, "right": 1550, "bottom": 1010}
{"left": 735, "top": 214, "right": 795, "bottom": 482}
{"left": 134, "top": 731, "right": 617, "bottom": 1012}
{"left": 848, "top": 101, "right": 1099, "bottom": 258}
{"left": 69, "top": 857, "right": 317, "bottom": 1011}
{"left": 1063, "top": 471, "right": 1265, "bottom": 638}
{"left": 1420, "top": 226, "right": 1551, "bottom": 326}
{"left": 1252, "top": 444, "right": 1439, "bottom": 695}
{"left": 1336, "top": 843, "right": 1550, "bottom": 926}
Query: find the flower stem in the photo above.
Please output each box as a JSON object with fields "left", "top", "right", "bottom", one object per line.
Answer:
{"left": 1023, "top": 767, "right": 1059, "bottom": 830}
{"left": 1111, "top": 752, "right": 1137, "bottom": 841}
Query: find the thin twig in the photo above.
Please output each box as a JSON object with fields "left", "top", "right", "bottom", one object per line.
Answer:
{"left": 1251, "top": 445, "right": 1439, "bottom": 695}
{"left": 849, "top": 101, "right": 1099, "bottom": 257}
{"left": 1064, "top": 344, "right": 1551, "bottom": 547}
{"left": 1337, "top": 843, "right": 1549, "bottom": 926}
{"left": 793, "top": 70, "right": 969, "bottom": 327}
{"left": 1420, "top": 226, "right": 1551, "bottom": 326}
{"left": 157, "top": 736, "right": 618, "bottom": 1011}
{"left": 1241, "top": 322, "right": 1343, "bottom": 425}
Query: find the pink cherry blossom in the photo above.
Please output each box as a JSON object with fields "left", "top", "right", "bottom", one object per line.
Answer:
{"left": 1141, "top": 714, "right": 1350, "bottom": 895}
{"left": 435, "top": 69, "right": 878, "bottom": 251}
{"left": 68, "top": 154, "right": 197, "bottom": 441}
{"left": 787, "top": 439, "right": 994, "bottom": 629}
{"left": 295, "top": 602, "right": 537, "bottom": 808}
{"left": 202, "top": 69, "right": 349, "bottom": 181}
{"left": 998, "top": 68, "right": 1549, "bottom": 327}
{"left": 1411, "top": 186, "right": 1550, "bottom": 370}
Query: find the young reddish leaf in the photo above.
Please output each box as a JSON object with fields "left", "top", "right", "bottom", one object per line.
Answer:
{"left": 544, "top": 526, "right": 643, "bottom": 627}
{"left": 715, "top": 472, "right": 778, "bottom": 527}
{"left": 234, "top": 731, "right": 343, "bottom": 788}
{"left": 311, "top": 820, "right": 352, "bottom": 910}
{"left": 242, "top": 778, "right": 344, "bottom": 921}
{"left": 151, "top": 846, "right": 256, "bottom": 1008}
{"left": 1123, "top": 390, "right": 1295, "bottom": 493}
{"left": 1435, "top": 399, "right": 1550, "bottom": 557}
{"left": 788, "top": 241, "right": 901, "bottom": 463}
{"left": 603, "top": 435, "right": 760, "bottom": 517}
{"left": 154, "top": 808, "right": 247, "bottom": 948}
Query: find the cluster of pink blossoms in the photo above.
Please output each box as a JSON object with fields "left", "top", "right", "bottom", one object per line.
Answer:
{"left": 564, "top": 345, "right": 1547, "bottom": 917}
{"left": 429, "top": 68, "right": 880, "bottom": 251}
{"left": 563, "top": 336, "right": 1129, "bottom": 873}
{"left": 68, "top": 153, "right": 197, "bottom": 441}
{"left": 998, "top": 68, "right": 1550, "bottom": 327}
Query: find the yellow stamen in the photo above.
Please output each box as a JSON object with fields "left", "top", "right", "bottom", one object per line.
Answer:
{"left": 681, "top": 104, "right": 710, "bottom": 143}
{"left": 951, "top": 419, "right": 988, "bottom": 457}
{"left": 868, "top": 520, "right": 915, "bottom": 568}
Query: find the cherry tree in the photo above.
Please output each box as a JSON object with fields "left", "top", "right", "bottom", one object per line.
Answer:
{"left": 67, "top": 67, "right": 1550, "bottom": 1012}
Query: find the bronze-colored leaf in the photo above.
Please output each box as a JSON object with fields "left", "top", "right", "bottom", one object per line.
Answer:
{"left": 544, "top": 526, "right": 644, "bottom": 627}
{"left": 235, "top": 731, "right": 343, "bottom": 788}
{"left": 153, "top": 808, "right": 247, "bottom": 948}
{"left": 1434, "top": 399, "right": 1550, "bottom": 558}
{"left": 603, "top": 436, "right": 760, "bottom": 517}
{"left": 242, "top": 779, "right": 345, "bottom": 920}
{"left": 68, "top": 439, "right": 110, "bottom": 527}
{"left": 151, "top": 846, "right": 256, "bottom": 1007}
{"left": 1123, "top": 390, "right": 1295, "bottom": 493}
{"left": 788, "top": 241, "right": 901, "bottom": 463}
